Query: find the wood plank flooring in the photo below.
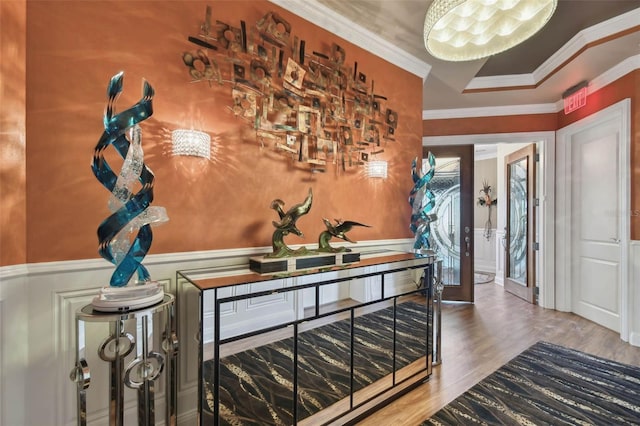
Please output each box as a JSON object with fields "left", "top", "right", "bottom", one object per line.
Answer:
{"left": 355, "top": 282, "right": 640, "bottom": 426}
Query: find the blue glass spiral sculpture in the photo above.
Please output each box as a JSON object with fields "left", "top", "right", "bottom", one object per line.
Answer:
{"left": 409, "top": 152, "right": 436, "bottom": 252}
{"left": 91, "top": 72, "right": 168, "bottom": 287}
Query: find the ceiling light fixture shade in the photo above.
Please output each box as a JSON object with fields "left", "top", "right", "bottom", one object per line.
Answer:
{"left": 424, "top": 0, "right": 558, "bottom": 62}
{"left": 367, "top": 160, "right": 388, "bottom": 179}
{"left": 171, "top": 129, "right": 211, "bottom": 159}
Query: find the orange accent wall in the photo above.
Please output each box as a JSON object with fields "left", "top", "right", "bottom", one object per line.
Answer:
{"left": 7, "top": 0, "right": 422, "bottom": 265}
{"left": 0, "top": 0, "right": 27, "bottom": 266}
{"left": 422, "top": 70, "right": 640, "bottom": 239}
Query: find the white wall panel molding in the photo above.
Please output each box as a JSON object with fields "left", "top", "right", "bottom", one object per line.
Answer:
{"left": 175, "top": 276, "right": 200, "bottom": 423}
{"left": 629, "top": 241, "right": 640, "bottom": 347}
{"left": 0, "top": 299, "right": 3, "bottom": 425}
{"left": 389, "top": 272, "right": 417, "bottom": 296}
{"left": 0, "top": 239, "right": 413, "bottom": 425}
{"left": 0, "top": 263, "right": 28, "bottom": 280}
{"left": 0, "top": 273, "right": 27, "bottom": 426}
{"left": 474, "top": 228, "right": 497, "bottom": 273}
{"left": 16, "top": 238, "right": 412, "bottom": 280}
{"left": 54, "top": 287, "right": 103, "bottom": 426}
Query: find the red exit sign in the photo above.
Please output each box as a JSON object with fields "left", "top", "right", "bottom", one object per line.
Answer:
{"left": 563, "top": 85, "right": 588, "bottom": 114}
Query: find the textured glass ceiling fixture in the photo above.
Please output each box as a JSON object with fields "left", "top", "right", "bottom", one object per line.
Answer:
{"left": 423, "top": 0, "right": 558, "bottom": 62}
{"left": 171, "top": 129, "right": 211, "bottom": 159}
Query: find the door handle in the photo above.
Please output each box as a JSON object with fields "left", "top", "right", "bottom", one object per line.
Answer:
{"left": 610, "top": 238, "right": 620, "bottom": 243}
{"left": 465, "top": 236, "right": 470, "bottom": 257}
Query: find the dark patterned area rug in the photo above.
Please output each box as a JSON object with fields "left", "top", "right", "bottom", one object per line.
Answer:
{"left": 204, "top": 301, "right": 429, "bottom": 425}
{"left": 424, "top": 341, "right": 640, "bottom": 425}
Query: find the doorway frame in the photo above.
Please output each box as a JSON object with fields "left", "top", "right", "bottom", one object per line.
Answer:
{"left": 423, "top": 131, "right": 556, "bottom": 309}
{"left": 555, "top": 99, "right": 630, "bottom": 341}
{"left": 504, "top": 144, "right": 537, "bottom": 304}
{"left": 423, "top": 145, "right": 475, "bottom": 302}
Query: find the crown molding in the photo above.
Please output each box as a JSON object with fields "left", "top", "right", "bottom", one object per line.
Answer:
{"left": 465, "top": 8, "right": 640, "bottom": 91}
{"left": 422, "top": 131, "right": 555, "bottom": 146}
{"left": 426, "top": 54, "right": 640, "bottom": 119}
{"left": 589, "top": 53, "right": 640, "bottom": 93}
{"left": 535, "top": 8, "right": 640, "bottom": 85}
{"left": 268, "top": 0, "right": 431, "bottom": 80}
{"left": 422, "top": 103, "right": 558, "bottom": 120}
{"left": 465, "top": 73, "right": 537, "bottom": 91}
{"left": 553, "top": 54, "right": 640, "bottom": 111}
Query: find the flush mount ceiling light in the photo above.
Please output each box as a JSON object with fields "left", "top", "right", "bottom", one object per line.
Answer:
{"left": 424, "top": 0, "right": 558, "bottom": 62}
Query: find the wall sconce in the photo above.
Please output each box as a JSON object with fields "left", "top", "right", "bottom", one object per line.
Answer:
{"left": 424, "top": 0, "right": 557, "bottom": 62}
{"left": 171, "top": 129, "right": 211, "bottom": 159}
{"left": 367, "top": 160, "right": 388, "bottom": 179}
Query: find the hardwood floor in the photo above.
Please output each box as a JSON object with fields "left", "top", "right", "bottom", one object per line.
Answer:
{"left": 356, "top": 282, "right": 640, "bottom": 426}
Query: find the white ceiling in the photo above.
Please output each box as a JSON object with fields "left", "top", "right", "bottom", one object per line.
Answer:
{"left": 272, "top": 0, "right": 640, "bottom": 115}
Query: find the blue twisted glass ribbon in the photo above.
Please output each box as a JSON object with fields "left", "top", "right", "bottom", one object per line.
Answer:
{"left": 409, "top": 152, "right": 436, "bottom": 252}
{"left": 91, "top": 72, "right": 161, "bottom": 287}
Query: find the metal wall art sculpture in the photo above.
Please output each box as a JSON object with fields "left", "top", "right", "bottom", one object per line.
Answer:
{"left": 182, "top": 6, "right": 398, "bottom": 174}
{"left": 409, "top": 153, "right": 437, "bottom": 254}
{"left": 91, "top": 71, "right": 169, "bottom": 311}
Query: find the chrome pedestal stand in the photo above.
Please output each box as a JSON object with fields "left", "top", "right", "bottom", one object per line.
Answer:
{"left": 432, "top": 259, "right": 444, "bottom": 366}
{"left": 70, "top": 294, "right": 177, "bottom": 426}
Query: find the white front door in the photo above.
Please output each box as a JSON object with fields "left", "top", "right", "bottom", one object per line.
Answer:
{"left": 556, "top": 99, "right": 630, "bottom": 334}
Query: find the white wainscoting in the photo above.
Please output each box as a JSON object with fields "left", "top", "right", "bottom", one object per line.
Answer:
{"left": 474, "top": 228, "right": 497, "bottom": 274}
{"left": 629, "top": 241, "right": 640, "bottom": 346}
{"left": 0, "top": 266, "right": 28, "bottom": 426}
{"left": 0, "top": 239, "right": 413, "bottom": 426}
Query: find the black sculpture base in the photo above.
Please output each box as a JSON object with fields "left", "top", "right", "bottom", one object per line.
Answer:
{"left": 250, "top": 252, "right": 361, "bottom": 274}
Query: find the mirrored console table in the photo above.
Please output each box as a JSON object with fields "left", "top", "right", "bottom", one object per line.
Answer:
{"left": 71, "top": 294, "right": 177, "bottom": 426}
{"left": 177, "top": 250, "right": 436, "bottom": 425}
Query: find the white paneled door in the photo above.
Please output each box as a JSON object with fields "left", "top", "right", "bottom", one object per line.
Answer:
{"left": 556, "top": 99, "right": 631, "bottom": 341}
{"left": 570, "top": 122, "right": 622, "bottom": 331}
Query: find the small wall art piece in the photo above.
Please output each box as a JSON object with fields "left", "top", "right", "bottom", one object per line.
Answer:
{"left": 181, "top": 6, "right": 397, "bottom": 174}
{"left": 477, "top": 180, "right": 497, "bottom": 240}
